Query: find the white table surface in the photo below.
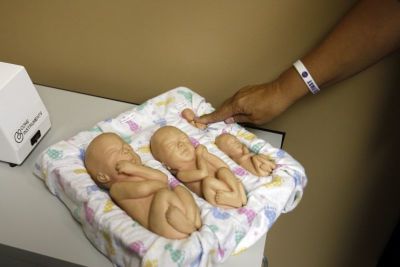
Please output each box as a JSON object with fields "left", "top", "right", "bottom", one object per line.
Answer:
{"left": 0, "top": 85, "right": 270, "bottom": 267}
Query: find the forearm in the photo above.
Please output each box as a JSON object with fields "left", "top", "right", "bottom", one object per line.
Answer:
{"left": 278, "top": 0, "right": 400, "bottom": 100}
{"left": 203, "top": 151, "right": 228, "bottom": 169}
{"left": 127, "top": 164, "right": 167, "bottom": 181}
{"left": 110, "top": 181, "right": 165, "bottom": 200}
{"left": 177, "top": 170, "right": 207, "bottom": 182}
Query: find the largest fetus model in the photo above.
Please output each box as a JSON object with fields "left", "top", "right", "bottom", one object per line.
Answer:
{"left": 150, "top": 126, "right": 247, "bottom": 209}
{"left": 84, "top": 132, "right": 201, "bottom": 239}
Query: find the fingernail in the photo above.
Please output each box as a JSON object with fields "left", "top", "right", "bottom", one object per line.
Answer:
{"left": 224, "top": 117, "right": 234, "bottom": 124}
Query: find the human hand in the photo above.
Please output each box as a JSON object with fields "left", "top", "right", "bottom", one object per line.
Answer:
{"left": 195, "top": 78, "right": 301, "bottom": 125}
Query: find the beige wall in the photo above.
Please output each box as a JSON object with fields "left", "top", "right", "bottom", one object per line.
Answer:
{"left": 1, "top": 1, "right": 399, "bottom": 266}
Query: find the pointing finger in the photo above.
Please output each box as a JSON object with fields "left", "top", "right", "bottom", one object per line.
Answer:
{"left": 195, "top": 98, "right": 235, "bottom": 124}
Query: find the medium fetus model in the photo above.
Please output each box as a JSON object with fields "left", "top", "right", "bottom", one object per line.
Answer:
{"left": 84, "top": 132, "right": 201, "bottom": 239}
{"left": 150, "top": 126, "right": 247, "bottom": 209}
{"left": 215, "top": 133, "right": 276, "bottom": 177}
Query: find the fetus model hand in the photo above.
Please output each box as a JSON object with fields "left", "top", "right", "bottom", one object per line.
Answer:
{"left": 182, "top": 108, "right": 207, "bottom": 130}
{"left": 215, "top": 133, "right": 276, "bottom": 177}
{"left": 84, "top": 132, "right": 201, "bottom": 239}
{"left": 150, "top": 126, "right": 247, "bottom": 209}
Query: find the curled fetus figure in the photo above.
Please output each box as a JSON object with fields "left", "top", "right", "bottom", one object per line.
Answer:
{"left": 84, "top": 133, "right": 201, "bottom": 239}
{"left": 215, "top": 133, "right": 276, "bottom": 177}
{"left": 150, "top": 126, "right": 247, "bottom": 209}
{"left": 182, "top": 108, "right": 207, "bottom": 130}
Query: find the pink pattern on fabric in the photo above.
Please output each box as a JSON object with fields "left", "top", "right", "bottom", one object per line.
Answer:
{"left": 189, "top": 137, "right": 200, "bottom": 147}
{"left": 126, "top": 120, "right": 140, "bottom": 133}
{"left": 233, "top": 166, "right": 248, "bottom": 176}
{"left": 218, "top": 247, "right": 226, "bottom": 258}
{"left": 238, "top": 207, "right": 256, "bottom": 225}
{"left": 54, "top": 169, "right": 65, "bottom": 191}
{"left": 129, "top": 241, "right": 147, "bottom": 256}
{"left": 169, "top": 178, "right": 180, "bottom": 188}
{"left": 84, "top": 202, "right": 95, "bottom": 225}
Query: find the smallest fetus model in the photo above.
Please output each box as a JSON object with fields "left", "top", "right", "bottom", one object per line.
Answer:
{"left": 182, "top": 108, "right": 207, "bottom": 130}
{"left": 215, "top": 133, "right": 276, "bottom": 177}
{"left": 84, "top": 132, "right": 201, "bottom": 240}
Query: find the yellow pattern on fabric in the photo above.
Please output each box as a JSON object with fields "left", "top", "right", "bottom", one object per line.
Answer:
{"left": 144, "top": 259, "right": 158, "bottom": 267}
{"left": 102, "top": 231, "right": 115, "bottom": 256}
{"left": 137, "top": 146, "right": 150, "bottom": 153}
{"left": 73, "top": 169, "right": 88, "bottom": 174}
{"left": 237, "top": 131, "right": 256, "bottom": 141}
{"left": 232, "top": 247, "right": 248, "bottom": 255}
{"left": 156, "top": 97, "right": 175, "bottom": 106}
{"left": 104, "top": 199, "right": 114, "bottom": 212}
{"left": 264, "top": 175, "right": 283, "bottom": 188}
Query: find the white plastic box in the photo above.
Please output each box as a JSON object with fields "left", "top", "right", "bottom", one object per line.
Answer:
{"left": 0, "top": 62, "right": 51, "bottom": 165}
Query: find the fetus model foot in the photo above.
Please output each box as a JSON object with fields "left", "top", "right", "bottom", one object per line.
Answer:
{"left": 215, "top": 190, "right": 243, "bottom": 208}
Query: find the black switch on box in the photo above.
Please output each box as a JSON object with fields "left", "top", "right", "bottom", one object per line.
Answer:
{"left": 30, "top": 130, "right": 41, "bottom": 146}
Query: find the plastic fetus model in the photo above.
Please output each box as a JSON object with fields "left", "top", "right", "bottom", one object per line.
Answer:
{"left": 215, "top": 133, "right": 276, "bottom": 177}
{"left": 84, "top": 132, "right": 201, "bottom": 239}
{"left": 150, "top": 126, "right": 247, "bottom": 209}
{"left": 181, "top": 108, "right": 207, "bottom": 130}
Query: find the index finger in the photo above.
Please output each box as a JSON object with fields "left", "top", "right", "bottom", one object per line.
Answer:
{"left": 194, "top": 98, "right": 235, "bottom": 124}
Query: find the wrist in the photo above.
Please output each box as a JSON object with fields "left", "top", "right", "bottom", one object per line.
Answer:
{"left": 276, "top": 66, "right": 310, "bottom": 104}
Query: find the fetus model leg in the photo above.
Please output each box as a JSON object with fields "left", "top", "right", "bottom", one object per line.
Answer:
{"left": 172, "top": 185, "right": 202, "bottom": 229}
{"left": 149, "top": 188, "right": 199, "bottom": 239}
{"left": 111, "top": 181, "right": 198, "bottom": 240}
{"left": 196, "top": 146, "right": 246, "bottom": 208}
{"left": 202, "top": 176, "right": 233, "bottom": 208}
{"left": 215, "top": 167, "right": 247, "bottom": 207}
{"left": 202, "top": 168, "right": 246, "bottom": 209}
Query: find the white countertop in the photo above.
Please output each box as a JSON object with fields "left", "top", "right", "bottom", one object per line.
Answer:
{"left": 0, "top": 85, "right": 270, "bottom": 267}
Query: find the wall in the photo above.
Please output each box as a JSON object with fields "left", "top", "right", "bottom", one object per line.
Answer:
{"left": 1, "top": 1, "right": 399, "bottom": 266}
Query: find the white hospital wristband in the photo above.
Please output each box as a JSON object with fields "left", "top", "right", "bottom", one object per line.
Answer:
{"left": 293, "top": 60, "right": 320, "bottom": 94}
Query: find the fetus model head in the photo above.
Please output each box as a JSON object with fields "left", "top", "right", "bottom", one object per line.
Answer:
{"left": 84, "top": 132, "right": 142, "bottom": 188}
{"left": 215, "top": 133, "right": 247, "bottom": 159}
{"left": 150, "top": 126, "right": 195, "bottom": 170}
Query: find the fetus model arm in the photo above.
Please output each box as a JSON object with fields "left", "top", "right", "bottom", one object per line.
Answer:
{"left": 110, "top": 180, "right": 166, "bottom": 200}
{"left": 175, "top": 145, "right": 209, "bottom": 182}
{"left": 182, "top": 108, "right": 207, "bottom": 129}
{"left": 116, "top": 160, "right": 167, "bottom": 182}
